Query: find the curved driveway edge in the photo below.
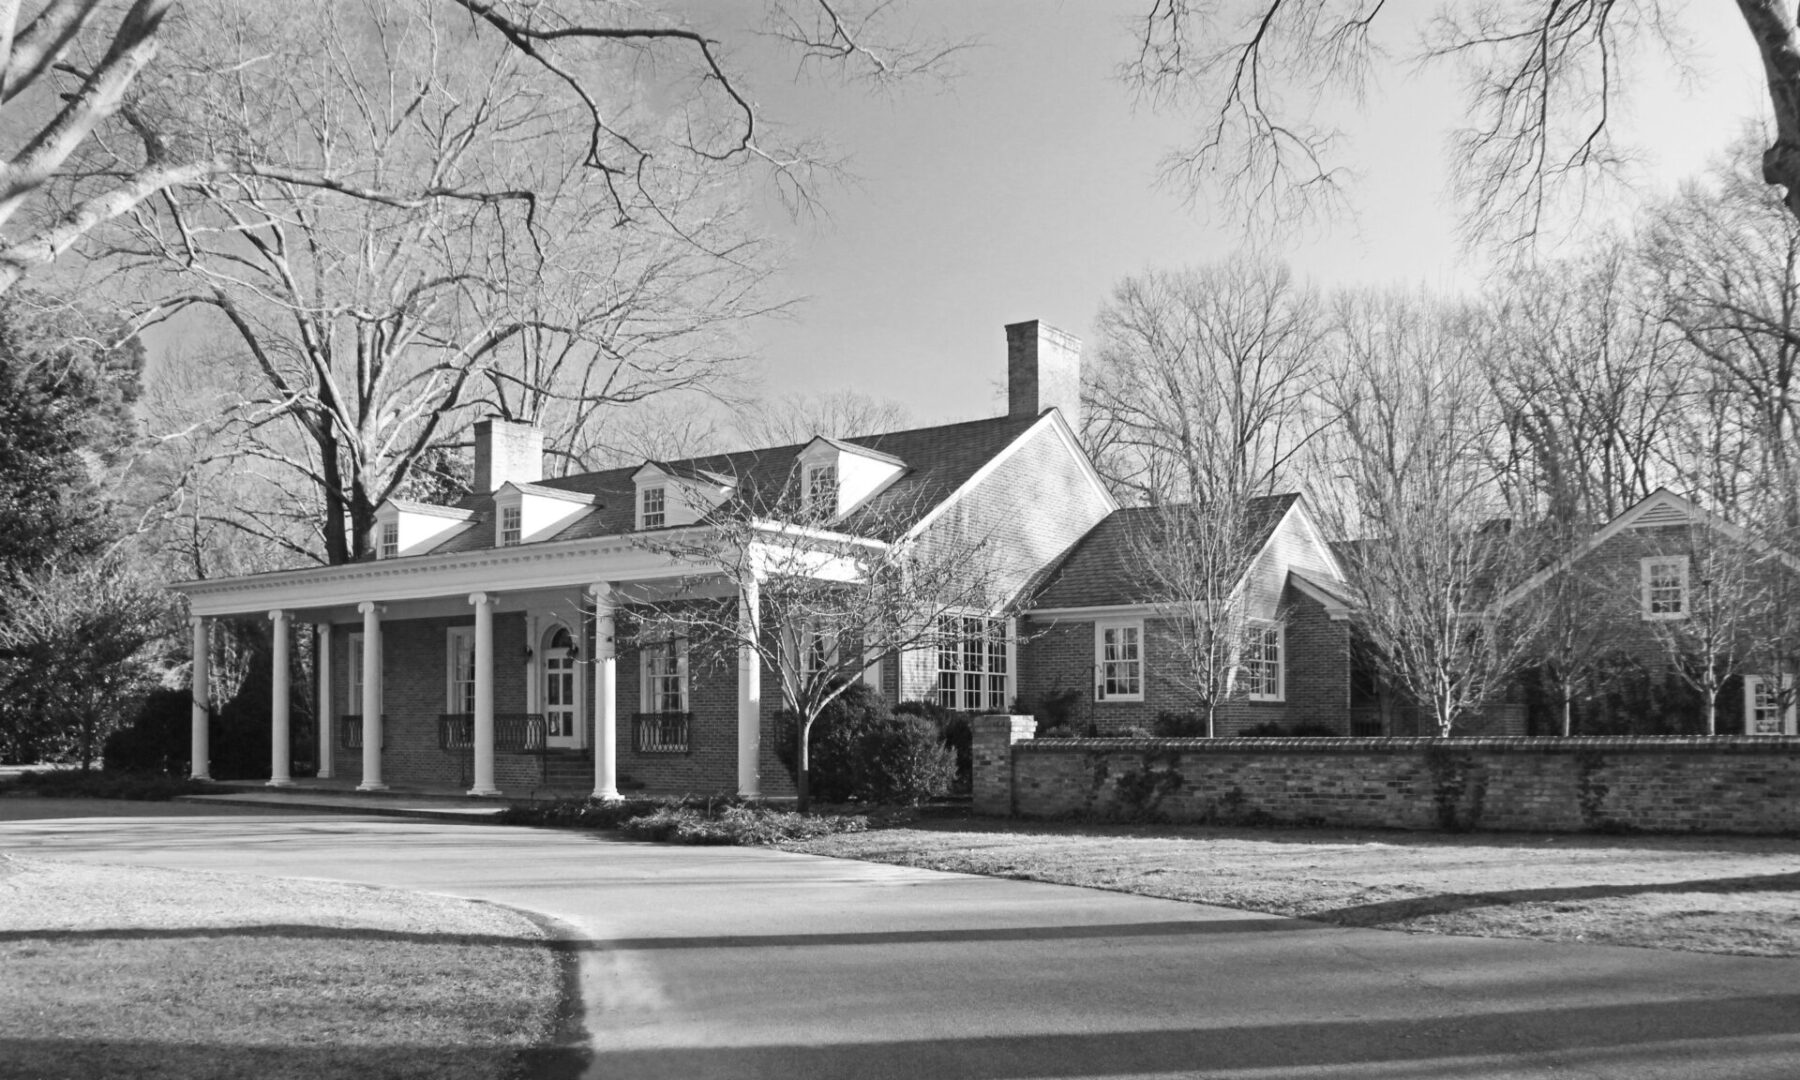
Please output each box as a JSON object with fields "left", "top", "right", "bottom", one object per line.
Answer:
{"left": 5, "top": 812, "right": 1799, "bottom": 1080}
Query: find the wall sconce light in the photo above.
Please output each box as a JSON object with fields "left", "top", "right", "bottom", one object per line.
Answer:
{"left": 523, "top": 646, "right": 534, "bottom": 661}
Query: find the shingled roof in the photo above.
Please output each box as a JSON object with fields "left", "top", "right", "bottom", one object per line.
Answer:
{"left": 1028, "top": 494, "right": 1300, "bottom": 609}
{"left": 417, "top": 412, "right": 1043, "bottom": 557}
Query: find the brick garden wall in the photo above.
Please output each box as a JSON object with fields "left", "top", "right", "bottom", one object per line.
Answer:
{"left": 971, "top": 717, "right": 1800, "bottom": 834}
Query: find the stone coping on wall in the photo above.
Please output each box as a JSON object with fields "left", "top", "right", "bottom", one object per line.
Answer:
{"left": 1017, "top": 735, "right": 1800, "bottom": 756}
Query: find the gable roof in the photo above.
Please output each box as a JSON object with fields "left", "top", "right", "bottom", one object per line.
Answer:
{"left": 1027, "top": 494, "right": 1301, "bottom": 610}
{"left": 1492, "top": 487, "right": 1800, "bottom": 611}
{"left": 416, "top": 412, "right": 1043, "bottom": 557}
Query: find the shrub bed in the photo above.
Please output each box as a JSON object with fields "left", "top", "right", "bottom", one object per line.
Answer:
{"left": 4, "top": 770, "right": 214, "bottom": 801}
{"left": 496, "top": 795, "right": 869, "bottom": 846}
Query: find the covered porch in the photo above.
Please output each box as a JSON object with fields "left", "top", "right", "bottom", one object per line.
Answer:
{"left": 175, "top": 536, "right": 774, "bottom": 800}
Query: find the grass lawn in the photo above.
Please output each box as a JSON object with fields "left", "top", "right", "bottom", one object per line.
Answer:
{"left": 0, "top": 853, "right": 561, "bottom": 1080}
{"left": 790, "top": 815, "right": 1800, "bottom": 956}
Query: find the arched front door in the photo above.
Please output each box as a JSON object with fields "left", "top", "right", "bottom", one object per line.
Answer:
{"left": 542, "top": 625, "right": 581, "bottom": 749}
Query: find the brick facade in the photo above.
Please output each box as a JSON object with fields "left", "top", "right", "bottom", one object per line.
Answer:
{"left": 984, "top": 731, "right": 1800, "bottom": 834}
{"left": 1016, "top": 586, "right": 1351, "bottom": 735}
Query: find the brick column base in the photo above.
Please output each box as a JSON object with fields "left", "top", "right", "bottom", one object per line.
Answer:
{"left": 971, "top": 714, "right": 1036, "bottom": 817}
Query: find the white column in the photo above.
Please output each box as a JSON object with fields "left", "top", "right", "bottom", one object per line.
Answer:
{"left": 316, "top": 623, "right": 334, "bottom": 779}
{"left": 590, "top": 582, "right": 620, "bottom": 800}
{"left": 358, "top": 601, "right": 386, "bottom": 791}
{"left": 267, "top": 610, "right": 293, "bottom": 786}
{"left": 469, "top": 592, "right": 499, "bottom": 796}
{"left": 737, "top": 577, "right": 762, "bottom": 799}
{"left": 190, "top": 616, "right": 211, "bottom": 781}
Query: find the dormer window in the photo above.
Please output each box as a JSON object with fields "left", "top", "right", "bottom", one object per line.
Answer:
{"left": 641, "top": 486, "right": 666, "bottom": 529}
{"left": 373, "top": 499, "right": 477, "bottom": 558}
{"left": 806, "top": 464, "right": 838, "bottom": 516}
{"left": 379, "top": 523, "right": 399, "bottom": 560}
{"left": 500, "top": 505, "right": 522, "bottom": 546}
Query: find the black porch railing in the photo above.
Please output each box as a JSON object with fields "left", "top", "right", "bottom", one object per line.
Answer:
{"left": 439, "top": 713, "right": 547, "bottom": 752}
{"left": 633, "top": 712, "right": 691, "bottom": 754}
{"left": 339, "top": 716, "right": 386, "bottom": 750}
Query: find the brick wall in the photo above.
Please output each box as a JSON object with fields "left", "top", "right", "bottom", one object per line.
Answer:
{"left": 1018, "top": 587, "right": 1351, "bottom": 735}
{"left": 983, "top": 730, "right": 1800, "bottom": 834}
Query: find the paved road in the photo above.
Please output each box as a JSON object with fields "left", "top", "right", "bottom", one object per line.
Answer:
{"left": 5, "top": 811, "right": 1799, "bottom": 1079}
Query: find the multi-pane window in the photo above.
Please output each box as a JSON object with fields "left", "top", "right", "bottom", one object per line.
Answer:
{"left": 1243, "top": 623, "right": 1283, "bottom": 701}
{"left": 447, "top": 628, "right": 476, "bottom": 713}
{"left": 543, "top": 626, "right": 577, "bottom": 739}
{"left": 806, "top": 464, "right": 838, "bottom": 516}
{"left": 1746, "top": 675, "right": 1795, "bottom": 735}
{"left": 1641, "top": 556, "right": 1688, "bottom": 619}
{"left": 641, "top": 486, "right": 665, "bottom": 528}
{"left": 500, "top": 505, "right": 522, "bottom": 546}
{"left": 642, "top": 638, "right": 687, "bottom": 713}
{"left": 379, "top": 522, "right": 399, "bottom": 559}
{"left": 937, "top": 615, "right": 1008, "bottom": 712}
{"left": 1095, "top": 620, "right": 1143, "bottom": 701}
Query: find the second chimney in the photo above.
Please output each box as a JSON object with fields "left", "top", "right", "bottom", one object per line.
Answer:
{"left": 1005, "top": 319, "right": 1081, "bottom": 429}
{"left": 473, "top": 418, "right": 543, "bottom": 493}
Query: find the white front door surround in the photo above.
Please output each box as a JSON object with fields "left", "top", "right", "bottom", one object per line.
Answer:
{"left": 542, "top": 623, "right": 581, "bottom": 749}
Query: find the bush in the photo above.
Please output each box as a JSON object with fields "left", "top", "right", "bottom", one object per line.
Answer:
{"left": 778, "top": 684, "right": 957, "bottom": 804}
{"left": 619, "top": 804, "right": 870, "bottom": 845}
{"left": 1024, "top": 687, "right": 1084, "bottom": 736}
{"left": 103, "top": 688, "right": 192, "bottom": 775}
{"left": 8, "top": 769, "right": 212, "bottom": 801}
{"left": 1236, "top": 721, "right": 1340, "bottom": 738}
{"left": 894, "top": 698, "right": 971, "bottom": 793}
{"left": 495, "top": 796, "right": 679, "bottom": 829}
{"left": 1153, "top": 711, "right": 1208, "bottom": 738}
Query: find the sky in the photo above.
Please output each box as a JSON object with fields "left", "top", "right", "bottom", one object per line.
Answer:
{"left": 700, "top": 1, "right": 1770, "bottom": 427}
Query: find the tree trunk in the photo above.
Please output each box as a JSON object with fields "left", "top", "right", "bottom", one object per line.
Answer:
{"left": 1561, "top": 694, "right": 1573, "bottom": 738}
{"left": 796, "top": 715, "right": 812, "bottom": 813}
{"left": 1705, "top": 686, "right": 1718, "bottom": 737}
{"left": 1204, "top": 700, "right": 1216, "bottom": 739}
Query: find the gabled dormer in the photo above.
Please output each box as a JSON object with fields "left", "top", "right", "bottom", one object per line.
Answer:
{"left": 632, "top": 462, "right": 736, "bottom": 529}
{"left": 373, "top": 499, "right": 478, "bottom": 559}
{"left": 492, "top": 482, "right": 597, "bottom": 546}
{"left": 795, "top": 436, "right": 906, "bottom": 521}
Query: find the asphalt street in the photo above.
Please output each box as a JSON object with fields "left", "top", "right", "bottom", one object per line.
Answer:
{"left": 5, "top": 811, "right": 1798, "bottom": 1079}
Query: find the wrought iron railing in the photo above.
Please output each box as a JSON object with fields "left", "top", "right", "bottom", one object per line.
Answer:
{"left": 439, "top": 713, "right": 546, "bottom": 752}
{"left": 633, "top": 712, "right": 691, "bottom": 753}
{"left": 339, "top": 716, "right": 386, "bottom": 750}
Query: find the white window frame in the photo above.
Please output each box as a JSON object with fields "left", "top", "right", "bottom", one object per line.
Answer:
{"left": 1243, "top": 621, "right": 1285, "bottom": 702}
{"left": 1745, "top": 674, "right": 1797, "bottom": 735}
{"left": 935, "top": 614, "right": 1009, "bottom": 713}
{"left": 446, "top": 627, "right": 476, "bottom": 714}
{"left": 499, "top": 504, "right": 523, "bottom": 547}
{"left": 640, "top": 637, "right": 689, "bottom": 714}
{"left": 347, "top": 631, "right": 365, "bottom": 716}
{"left": 379, "top": 522, "right": 399, "bottom": 559}
{"left": 805, "top": 463, "right": 838, "bottom": 516}
{"left": 1640, "top": 555, "right": 1689, "bottom": 620}
{"left": 640, "top": 486, "right": 666, "bottom": 529}
{"left": 1094, "top": 619, "right": 1145, "bottom": 702}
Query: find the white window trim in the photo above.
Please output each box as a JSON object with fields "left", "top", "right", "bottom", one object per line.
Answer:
{"left": 1640, "top": 555, "right": 1689, "bottom": 621}
{"left": 1244, "top": 621, "right": 1285, "bottom": 703}
{"left": 499, "top": 504, "right": 523, "bottom": 547}
{"left": 1745, "top": 674, "right": 1797, "bottom": 735}
{"left": 446, "top": 626, "right": 476, "bottom": 714}
{"left": 639, "top": 486, "right": 666, "bottom": 529}
{"left": 1094, "top": 618, "right": 1145, "bottom": 703}
{"left": 379, "top": 522, "right": 399, "bottom": 560}
{"left": 934, "top": 614, "right": 1010, "bottom": 713}
{"left": 639, "top": 637, "right": 689, "bottom": 714}
{"left": 806, "top": 463, "right": 838, "bottom": 516}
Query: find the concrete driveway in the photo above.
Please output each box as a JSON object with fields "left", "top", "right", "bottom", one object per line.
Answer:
{"left": 5, "top": 811, "right": 1799, "bottom": 1079}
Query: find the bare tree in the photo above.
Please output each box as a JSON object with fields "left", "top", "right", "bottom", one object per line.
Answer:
{"left": 731, "top": 390, "right": 912, "bottom": 450}
{"left": 632, "top": 475, "right": 1011, "bottom": 811}
{"left": 1483, "top": 242, "right": 1683, "bottom": 525}
{"left": 1641, "top": 522, "right": 1769, "bottom": 735}
{"left": 0, "top": 0, "right": 958, "bottom": 293}
{"left": 1119, "top": 2, "right": 1800, "bottom": 243}
{"left": 1087, "top": 257, "right": 1326, "bottom": 735}
{"left": 1316, "top": 291, "right": 1546, "bottom": 735}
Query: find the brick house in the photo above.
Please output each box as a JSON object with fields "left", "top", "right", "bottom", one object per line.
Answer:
{"left": 174, "top": 320, "right": 1127, "bottom": 796}
{"left": 1489, "top": 487, "right": 1800, "bottom": 736}
{"left": 1017, "top": 495, "right": 1356, "bottom": 736}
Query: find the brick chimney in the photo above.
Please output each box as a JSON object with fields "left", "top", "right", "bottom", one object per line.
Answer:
{"left": 472, "top": 418, "right": 543, "bottom": 493}
{"left": 1005, "top": 319, "right": 1081, "bottom": 428}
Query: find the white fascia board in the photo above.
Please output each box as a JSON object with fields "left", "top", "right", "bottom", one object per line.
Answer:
{"left": 1286, "top": 571, "right": 1356, "bottom": 621}
{"left": 904, "top": 410, "right": 1117, "bottom": 542}
{"left": 173, "top": 534, "right": 720, "bottom": 618}
{"left": 1024, "top": 603, "right": 1157, "bottom": 621}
